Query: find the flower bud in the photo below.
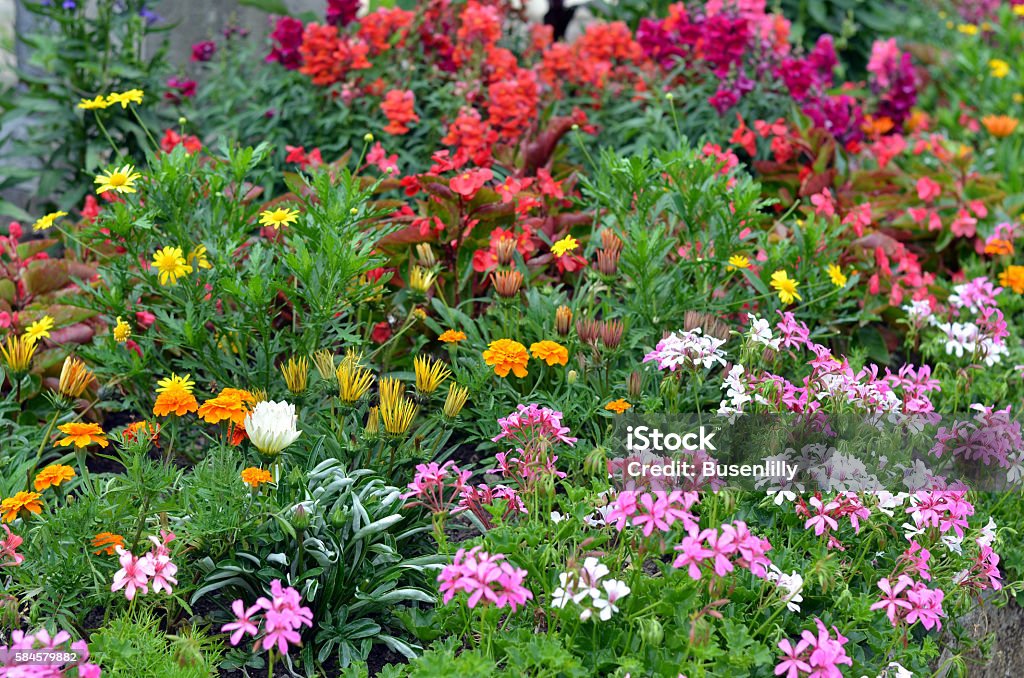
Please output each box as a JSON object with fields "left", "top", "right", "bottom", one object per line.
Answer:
{"left": 583, "top": 446, "right": 606, "bottom": 475}
{"left": 415, "top": 243, "right": 437, "bottom": 268}
{"left": 495, "top": 236, "right": 517, "bottom": 266}
{"left": 596, "top": 248, "right": 620, "bottom": 275}
{"left": 491, "top": 270, "right": 524, "bottom": 298}
{"left": 291, "top": 504, "right": 312, "bottom": 531}
{"left": 627, "top": 370, "right": 642, "bottom": 399}
{"left": 280, "top": 356, "right": 309, "bottom": 395}
{"left": 567, "top": 369, "right": 578, "bottom": 385}
{"left": 576, "top": 318, "right": 600, "bottom": 345}
{"left": 639, "top": 618, "right": 664, "bottom": 647}
{"left": 555, "top": 305, "right": 572, "bottom": 336}
{"left": 363, "top": 133, "right": 374, "bottom": 142}
{"left": 313, "top": 349, "right": 336, "bottom": 383}
{"left": 600, "top": 319, "right": 624, "bottom": 349}
{"left": 58, "top": 356, "right": 94, "bottom": 399}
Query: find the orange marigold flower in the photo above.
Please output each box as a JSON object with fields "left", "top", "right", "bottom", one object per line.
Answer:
{"left": 56, "top": 422, "right": 108, "bottom": 449}
{"left": 604, "top": 398, "right": 632, "bottom": 414}
{"left": 482, "top": 338, "right": 529, "bottom": 378}
{"left": 984, "top": 238, "right": 1014, "bottom": 256}
{"left": 153, "top": 373, "right": 199, "bottom": 417}
{"left": 1, "top": 492, "right": 43, "bottom": 523}
{"left": 999, "top": 265, "right": 1024, "bottom": 294}
{"left": 439, "top": 329, "right": 468, "bottom": 343}
{"left": 92, "top": 532, "right": 125, "bottom": 556}
{"left": 981, "top": 114, "right": 1019, "bottom": 138}
{"left": 241, "top": 467, "right": 274, "bottom": 488}
{"left": 34, "top": 464, "right": 76, "bottom": 491}
{"left": 229, "top": 421, "right": 249, "bottom": 447}
{"left": 124, "top": 421, "right": 161, "bottom": 445}
{"left": 529, "top": 340, "right": 569, "bottom": 366}
{"left": 380, "top": 89, "right": 419, "bottom": 135}
{"left": 198, "top": 387, "right": 255, "bottom": 426}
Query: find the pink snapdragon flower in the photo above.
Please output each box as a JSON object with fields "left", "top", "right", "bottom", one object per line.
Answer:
{"left": 437, "top": 546, "right": 533, "bottom": 612}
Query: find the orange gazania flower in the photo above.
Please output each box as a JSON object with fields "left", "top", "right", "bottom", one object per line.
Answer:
{"left": 198, "top": 387, "right": 255, "bottom": 426}
{"left": 605, "top": 399, "right": 632, "bottom": 414}
{"left": 482, "top": 338, "right": 529, "bottom": 378}
{"left": 241, "top": 467, "right": 274, "bottom": 488}
{"left": 981, "top": 114, "right": 1019, "bottom": 138}
{"left": 153, "top": 373, "right": 199, "bottom": 417}
{"left": 1, "top": 492, "right": 43, "bottom": 523}
{"left": 999, "top": 265, "right": 1024, "bottom": 293}
{"left": 439, "top": 329, "right": 467, "bottom": 343}
{"left": 984, "top": 239, "right": 1014, "bottom": 256}
{"left": 56, "top": 422, "right": 108, "bottom": 449}
{"left": 34, "top": 464, "right": 76, "bottom": 491}
{"left": 529, "top": 340, "right": 569, "bottom": 366}
{"left": 92, "top": 532, "right": 125, "bottom": 555}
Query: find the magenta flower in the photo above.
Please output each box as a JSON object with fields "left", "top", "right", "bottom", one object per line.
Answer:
{"left": 492, "top": 404, "right": 578, "bottom": 448}
{"left": 111, "top": 546, "right": 155, "bottom": 600}
{"left": 438, "top": 546, "right": 534, "bottom": 612}
{"left": 0, "top": 524, "right": 24, "bottom": 567}
{"left": 775, "top": 638, "right": 811, "bottom": 678}
{"left": 672, "top": 535, "right": 712, "bottom": 580}
{"left": 869, "top": 575, "right": 914, "bottom": 624}
{"left": 222, "top": 599, "right": 260, "bottom": 646}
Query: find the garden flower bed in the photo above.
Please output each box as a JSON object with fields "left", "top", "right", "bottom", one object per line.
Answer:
{"left": 0, "top": 0, "right": 1022, "bottom": 676}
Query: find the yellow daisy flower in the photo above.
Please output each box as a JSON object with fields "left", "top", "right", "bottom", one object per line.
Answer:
{"left": 151, "top": 246, "right": 193, "bottom": 285}
{"left": 32, "top": 211, "right": 68, "bottom": 232}
{"left": 551, "top": 235, "right": 579, "bottom": 257}
{"left": 94, "top": 165, "right": 141, "bottom": 194}
{"left": 24, "top": 316, "right": 55, "bottom": 344}
{"left": 259, "top": 207, "right": 301, "bottom": 230}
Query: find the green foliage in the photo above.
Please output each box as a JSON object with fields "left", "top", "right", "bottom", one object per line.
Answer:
{"left": 88, "top": 611, "right": 222, "bottom": 678}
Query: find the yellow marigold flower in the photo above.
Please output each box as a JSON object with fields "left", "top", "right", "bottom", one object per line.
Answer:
{"left": 483, "top": 339, "right": 529, "bottom": 378}
{"left": 605, "top": 398, "right": 632, "bottom": 414}
{"left": 34, "top": 464, "right": 76, "bottom": 492}
{"left": 153, "top": 373, "right": 199, "bottom": 417}
{"left": 999, "top": 265, "right": 1024, "bottom": 294}
{"left": 337, "top": 361, "right": 374, "bottom": 405}
{"left": 957, "top": 23, "right": 978, "bottom": 35}
{"left": 989, "top": 58, "right": 1011, "bottom": 79}
{"left": 77, "top": 95, "right": 110, "bottom": 110}
{"left": 152, "top": 246, "right": 193, "bottom": 285}
{"left": 439, "top": 329, "right": 467, "bottom": 343}
{"left": 1, "top": 492, "right": 43, "bottom": 523}
{"left": 92, "top": 532, "right": 125, "bottom": 555}
{"left": 442, "top": 384, "right": 469, "bottom": 418}
{"left": 105, "top": 89, "right": 144, "bottom": 108}
{"left": 529, "top": 340, "right": 569, "bottom": 366}
{"left": 409, "top": 266, "right": 437, "bottom": 294}
{"left": 94, "top": 165, "right": 141, "bottom": 194}
{"left": 551, "top": 235, "right": 579, "bottom": 257}
{"left": 826, "top": 264, "right": 848, "bottom": 288}
{"left": 58, "top": 355, "right": 94, "bottom": 399}
{"left": 727, "top": 255, "right": 750, "bottom": 270}
{"left": 414, "top": 355, "right": 451, "bottom": 394}
{"left": 770, "top": 270, "right": 802, "bottom": 305}
{"left": 56, "top": 422, "right": 108, "bottom": 449}
{"left": 981, "top": 115, "right": 1019, "bottom": 138}
{"left": 241, "top": 467, "right": 274, "bottom": 488}
{"left": 0, "top": 334, "right": 37, "bottom": 373}
{"left": 198, "top": 388, "right": 255, "bottom": 426}
{"left": 32, "top": 211, "right": 67, "bottom": 232}
{"left": 23, "top": 316, "right": 54, "bottom": 344}
{"left": 189, "top": 244, "right": 212, "bottom": 270}
{"left": 259, "top": 207, "right": 301, "bottom": 230}
{"left": 113, "top": 316, "right": 131, "bottom": 343}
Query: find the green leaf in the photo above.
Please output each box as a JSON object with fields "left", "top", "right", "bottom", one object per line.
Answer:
{"left": 238, "top": 0, "right": 291, "bottom": 14}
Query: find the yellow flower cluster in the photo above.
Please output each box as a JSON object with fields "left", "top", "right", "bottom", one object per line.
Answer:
{"left": 77, "top": 89, "right": 145, "bottom": 110}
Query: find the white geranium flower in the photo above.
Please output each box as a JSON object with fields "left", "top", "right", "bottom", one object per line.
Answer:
{"left": 746, "top": 314, "right": 781, "bottom": 350}
{"left": 244, "top": 400, "right": 302, "bottom": 457}
{"left": 592, "top": 579, "right": 631, "bottom": 621}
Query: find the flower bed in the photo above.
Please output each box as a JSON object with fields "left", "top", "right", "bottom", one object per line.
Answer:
{"left": 0, "top": 1, "right": 1022, "bottom": 677}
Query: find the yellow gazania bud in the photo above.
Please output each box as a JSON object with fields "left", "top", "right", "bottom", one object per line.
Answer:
{"left": 0, "top": 335, "right": 37, "bottom": 374}
{"left": 415, "top": 243, "right": 437, "bottom": 268}
{"left": 312, "top": 349, "right": 336, "bottom": 382}
{"left": 409, "top": 266, "right": 437, "bottom": 294}
{"left": 337, "top": 361, "right": 374, "bottom": 405}
{"left": 378, "top": 377, "right": 418, "bottom": 436}
{"left": 413, "top": 355, "right": 451, "bottom": 395}
{"left": 442, "top": 384, "right": 469, "bottom": 419}
{"left": 279, "top": 356, "right": 309, "bottom": 395}
{"left": 58, "top": 356, "right": 94, "bottom": 399}
{"left": 364, "top": 406, "right": 380, "bottom": 437}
